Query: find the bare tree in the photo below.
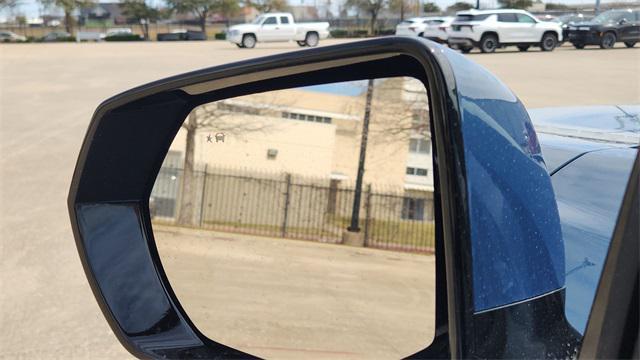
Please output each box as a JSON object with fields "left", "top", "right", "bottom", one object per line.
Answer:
{"left": 39, "top": 0, "right": 93, "bottom": 33}
{"left": 120, "top": 0, "right": 160, "bottom": 40}
{"left": 247, "top": 0, "right": 289, "bottom": 13}
{"left": 389, "top": 0, "right": 408, "bottom": 21}
{"left": 176, "top": 101, "right": 277, "bottom": 226}
{"left": 166, "top": 0, "right": 238, "bottom": 34}
{"left": 0, "top": 0, "right": 20, "bottom": 10}
{"left": 345, "top": 0, "right": 387, "bottom": 36}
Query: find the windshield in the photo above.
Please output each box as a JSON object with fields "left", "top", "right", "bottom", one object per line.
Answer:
{"left": 592, "top": 10, "right": 632, "bottom": 24}
{"left": 251, "top": 15, "right": 264, "bottom": 24}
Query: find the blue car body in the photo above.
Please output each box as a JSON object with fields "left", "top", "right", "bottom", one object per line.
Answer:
{"left": 531, "top": 105, "right": 639, "bottom": 333}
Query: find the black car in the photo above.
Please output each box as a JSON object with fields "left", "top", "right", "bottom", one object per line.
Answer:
{"left": 566, "top": 9, "right": 640, "bottom": 49}
{"left": 157, "top": 29, "right": 207, "bottom": 41}
{"left": 552, "top": 13, "right": 592, "bottom": 40}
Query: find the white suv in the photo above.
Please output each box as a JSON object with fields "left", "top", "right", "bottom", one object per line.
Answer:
{"left": 447, "top": 9, "right": 563, "bottom": 53}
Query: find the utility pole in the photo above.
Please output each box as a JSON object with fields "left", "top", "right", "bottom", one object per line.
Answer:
{"left": 594, "top": 0, "right": 601, "bottom": 14}
{"left": 348, "top": 79, "right": 374, "bottom": 233}
{"left": 476, "top": 0, "right": 480, "bottom": 9}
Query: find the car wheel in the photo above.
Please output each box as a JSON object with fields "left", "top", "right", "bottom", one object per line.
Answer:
{"left": 517, "top": 45, "right": 530, "bottom": 52}
{"left": 460, "top": 46, "right": 472, "bottom": 54}
{"left": 305, "top": 32, "right": 319, "bottom": 47}
{"left": 540, "top": 33, "right": 557, "bottom": 51}
{"left": 573, "top": 43, "right": 585, "bottom": 49}
{"left": 296, "top": 40, "right": 307, "bottom": 47}
{"left": 624, "top": 41, "right": 636, "bottom": 48}
{"left": 600, "top": 32, "right": 616, "bottom": 49}
{"left": 480, "top": 34, "right": 498, "bottom": 53}
{"left": 241, "top": 34, "right": 256, "bottom": 48}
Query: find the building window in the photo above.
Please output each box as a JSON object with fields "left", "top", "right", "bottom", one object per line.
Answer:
{"left": 409, "top": 138, "right": 431, "bottom": 154}
{"left": 267, "top": 148, "right": 278, "bottom": 160}
{"left": 402, "top": 197, "right": 425, "bottom": 221}
{"left": 406, "top": 167, "right": 428, "bottom": 176}
{"left": 281, "top": 111, "right": 332, "bottom": 124}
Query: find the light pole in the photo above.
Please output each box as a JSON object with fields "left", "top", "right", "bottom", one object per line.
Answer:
{"left": 348, "top": 79, "right": 374, "bottom": 233}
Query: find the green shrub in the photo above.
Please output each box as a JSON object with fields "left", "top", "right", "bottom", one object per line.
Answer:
{"left": 353, "top": 29, "right": 369, "bottom": 37}
{"left": 214, "top": 32, "right": 226, "bottom": 40}
{"left": 377, "top": 28, "right": 395, "bottom": 36}
{"left": 104, "top": 34, "right": 143, "bottom": 41}
{"left": 330, "top": 29, "right": 348, "bottom": 38}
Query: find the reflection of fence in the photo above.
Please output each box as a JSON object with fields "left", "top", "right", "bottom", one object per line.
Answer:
{"left": 151, "top": 166, "right": 435, "bottom": 253}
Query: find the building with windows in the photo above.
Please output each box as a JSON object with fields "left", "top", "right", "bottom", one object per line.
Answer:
{"left": 159, "top": 77, "right": 435, "bottom": 221}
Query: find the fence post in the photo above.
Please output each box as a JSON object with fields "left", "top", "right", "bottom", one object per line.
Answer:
{"left": 281, "top": 173, "right": 292, "bottom": 238}
{"left": 199, "top": 164, "right": 208, "bottom": 227}
{"left": 364, "top": 183, "right": 372, "bottom": 247}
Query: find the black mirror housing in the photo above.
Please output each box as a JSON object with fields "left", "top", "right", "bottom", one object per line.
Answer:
{"left": 69, "top": 37, "right": 575, "bottom": 359}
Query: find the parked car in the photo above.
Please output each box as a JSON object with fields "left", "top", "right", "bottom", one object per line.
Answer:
{"left": 423, "top": 17, "right": 455, "bottom": 43}
{"left": 42, "top": 31, "right": 73, "bottom": 42}
{"left": 447, "top": 9, "right": 563, "bottom": 53}
{"left": 566, "top": 9, "right": 640, "bottom": 49}
{"left": 226, "top": 12, "right": 329, "bottom": 48}
{"left": 395, "top": 17, "right": 433, "bottom": 37}
{"left": 69, "top": 37, "right": 638, "bottom": 359}
{"left": 0, "top": 30, "right": 26, "bottom": 42}
{"left": 76, "top": 31, "right": 102, "bottom": 42}
{"left": 157, "top": 29, "right": 207, "bottom": 41}
{"left": 104, "top": 27, "right": 133, "bottom": 38}
{"left": 552, "top": 13, "right": 593, "bottom": 40}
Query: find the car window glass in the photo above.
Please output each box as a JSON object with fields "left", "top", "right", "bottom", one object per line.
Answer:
{"left": 280, "top": 16, "right": 289, "bottom": 24}
{"left": 498, "top": 13, "right": 518, "bottom": 22}
{"left": 263, "top": 16, "right": 277, "bottom": 25}
{"left": 517, "top": 14, "right": 536, "bottom": 23}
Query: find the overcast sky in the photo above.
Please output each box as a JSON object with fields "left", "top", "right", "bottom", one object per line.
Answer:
{"left": 1, "top": 0, "right": 633, "bottom": 20}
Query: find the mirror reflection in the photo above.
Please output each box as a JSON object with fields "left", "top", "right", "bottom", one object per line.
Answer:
{"left": 151, "top": 77, "right": 436, "bottom": 359}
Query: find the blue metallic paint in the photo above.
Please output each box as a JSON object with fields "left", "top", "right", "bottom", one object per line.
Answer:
{"left": 551, "top": 148, "right": 637, "bottom": 334}
{"left": 445, "top": 51, "right": 565, "bottom": 311}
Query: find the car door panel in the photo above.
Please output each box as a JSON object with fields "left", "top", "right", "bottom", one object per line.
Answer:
{"left": 259, "top": 16, "right": 279, "bottom": 41}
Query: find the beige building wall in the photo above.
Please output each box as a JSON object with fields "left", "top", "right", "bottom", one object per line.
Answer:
{"left": 167, "top": 77, "right": 431, "bottom": 190}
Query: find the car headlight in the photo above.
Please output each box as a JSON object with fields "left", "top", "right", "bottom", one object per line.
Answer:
{"left": 568, "top": 26, "right": 577, "bottom": 30}
{"left": 578, "top": 26, "right": 591, "bottom": 31}
{"left": 228, "top": 29, "right": 239, "bottom": 36}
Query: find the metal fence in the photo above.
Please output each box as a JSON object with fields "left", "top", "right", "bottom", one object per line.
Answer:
{"left": 151, "top": 166, "right": 435, "bottom": 254}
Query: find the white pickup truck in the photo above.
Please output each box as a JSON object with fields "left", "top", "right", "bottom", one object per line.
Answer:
{"left": 227, "top": 12, "right": 330, "bottom": 48}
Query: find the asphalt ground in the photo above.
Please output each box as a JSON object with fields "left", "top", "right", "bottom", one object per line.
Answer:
{"left": 1, "top": 39, "right": 638, "bottom": 359}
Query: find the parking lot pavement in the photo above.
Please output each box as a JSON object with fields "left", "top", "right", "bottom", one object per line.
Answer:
{"left": 154, "top": 226, "right": 435, "bottom": 359}
{"left": 0, "top": 39, "right": 638, "bottom": 359}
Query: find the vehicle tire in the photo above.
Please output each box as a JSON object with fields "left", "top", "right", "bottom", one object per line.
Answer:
{"left": 517, "top": 45, "right": 530, "bottom": 52}
{"left": 305, "top": 32, "right": 319, "bottom": 47}
{"left": 460, "top": 46, "right": 472, "bottom": 54}
{"left": 540, "top": 33, "right": 557, "bottom": 51}
{"left": 624, "top": 41, "right": 636, "bottom": 48}
{"left": 480, "top": 34, "right": 498, "bottom": 53}
{"left": 573, "top": 43, "right": 585, "bottom": 49}
{"left": 296, "top": 40, "right": 307, "bottom": 47}
{"left": 600, "top": 32, "right": 616, "bottom": 49}
{"left": 241, "top": 34, "right": 256, "bottom": 48}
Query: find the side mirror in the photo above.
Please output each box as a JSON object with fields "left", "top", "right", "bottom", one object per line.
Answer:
{"left": 68, "top": 38, "right": 575, "bottom": 359}
{"left": 619, "top": 18, "right": 628, "bottom": 25}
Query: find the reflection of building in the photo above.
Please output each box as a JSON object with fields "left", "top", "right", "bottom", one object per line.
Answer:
{"left": 161, "top": 77, "right": 434, "bottom": 221}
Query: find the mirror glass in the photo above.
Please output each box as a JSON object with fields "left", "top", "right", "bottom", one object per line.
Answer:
{"left": 151, "top": 77, "right": 436, "bottom": 359}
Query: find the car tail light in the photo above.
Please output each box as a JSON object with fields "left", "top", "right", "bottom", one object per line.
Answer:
{"left": 409, "top": 26, "right": 419, "bottom": 32}
{"left": 438, "top": 26, "right": 448, "bottom": 31}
